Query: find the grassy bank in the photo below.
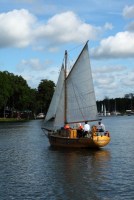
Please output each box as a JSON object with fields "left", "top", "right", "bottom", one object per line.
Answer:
{"left": 0, "top": 118, "right": 30, "bottom": 122}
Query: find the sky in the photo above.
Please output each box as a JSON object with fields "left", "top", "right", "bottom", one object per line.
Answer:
{"left": 0, "top": 0, "right": 134, "bottom": 100}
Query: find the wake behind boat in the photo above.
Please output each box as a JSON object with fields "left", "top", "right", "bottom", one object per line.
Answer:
{"left": 42, "top": 41, "right": 110, "bottom": 149}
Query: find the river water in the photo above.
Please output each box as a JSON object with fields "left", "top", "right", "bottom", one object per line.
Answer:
{"left": 0, "top": 116, "right": 134, "bottom": 200}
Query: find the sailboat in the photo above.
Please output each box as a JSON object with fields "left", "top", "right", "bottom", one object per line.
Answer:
{"left": 101, "top": 104, "right": 104, "bottom": 116}
{"left": 42, "top": 41, "right": 110, "bottom": 148}
{"left": 104, "top": 105, "right": 107, "bottom": 116}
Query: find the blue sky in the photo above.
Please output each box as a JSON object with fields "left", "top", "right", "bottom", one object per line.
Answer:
{"left": 0, "top": 0, "right": 134, "bottom": 100}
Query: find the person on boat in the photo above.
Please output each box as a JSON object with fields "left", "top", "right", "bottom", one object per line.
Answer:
{"left": 77, "top": 123, "right": 84, "bottom": 138}
{"left": 83, "top": 121, "right": 90, "bottom": 137}
{"left": 97, "top": 121, "right": 105, "bottom": 132}
{"left": 78, "top": 123, "right": 83, "bottom": 130}
{"left": 64, "top": 124, "right": 70, "bottom": 129}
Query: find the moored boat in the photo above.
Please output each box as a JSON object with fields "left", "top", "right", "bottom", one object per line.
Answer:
{"left": 42, "top": 41, "right": 110, "bottom": 149}
{"left": 36, "top": 113, "right": 45, "bottom": 119}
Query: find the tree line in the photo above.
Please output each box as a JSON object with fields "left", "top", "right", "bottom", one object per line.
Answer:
{"left": 0, "top": 71, "right": 55, "bottom": 119}
{"left": 0, "top": 70, "right": 133, "bottom": 119}
{"left": 97, "top": 93, "right": 134, "bottom": 114}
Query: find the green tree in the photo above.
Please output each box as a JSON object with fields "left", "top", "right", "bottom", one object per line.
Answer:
{"left": 37, "top": 79, "right": 55, "bottom": 114}
{"left": 0, "top": 71, "right": 37, "bottom": 118}
{"left": 0, "top": 71, "right": 13, "bottom": 117}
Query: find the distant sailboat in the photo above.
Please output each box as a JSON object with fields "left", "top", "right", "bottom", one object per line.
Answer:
{"left": 104, "top": 105, "right": 107, "bottom": 116}
{"left": 112, "top": 99, "right": 121, "bottom": 116}
{"left": 42, "top": 41, "right": 110, "bottom": 148}
{"left": 114, "top": 100, "right": 117, "bottom": 115}
{"left": 101, "top": 104, "right": 104, "bottom": 116}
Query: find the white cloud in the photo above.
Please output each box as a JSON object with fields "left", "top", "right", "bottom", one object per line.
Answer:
{"left": 20, "top": 67, "right": 59, "bottom": 89}
{"left": 123, "top": 5, "right": 134, "bottom": 18}
{"left": 0, "top": 9, "right": 36, "bottom": 48}
{"left": 16, "top": 57, "right": 58, "bottom": 88}
{"left": 93, "top": 75, "right": 118, "bottom": 100}
{"left": 92, "top": 65, "right": 126, "bottom": 74}
{"left": 126, "top": 21, "right": 134, "bottom": 32}
{"left": 35, "top": 11, "right": 102, "bottom": 44}
{"left": 91, "top": 31, "right": 134, "bottom": 58}
{"left": 17, "top": 58, "right": 52, "bottom": 72}
{"left": 92, "top": 64, "right": 133, "bottom": 100}
{"left": 103, "top": 23, "right": 113, "bottom": 30}
{"left": 94, "top": 75, "right": 116, "bottom": 88}
{"left": 18, "top": 59, "right": 44, "bottom": 71}
{"left": 121, "top": 73, "right": 134, "bottom": 86}
{"left": 0, "top": 9, "right": 105, "bottom": 48}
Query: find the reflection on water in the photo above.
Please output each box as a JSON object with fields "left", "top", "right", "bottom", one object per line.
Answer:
{"left": 48, "top": 147, "right": 111, "bottom": 200}
{"left": 0, "top": 117, "right": 134, "bottom": 200}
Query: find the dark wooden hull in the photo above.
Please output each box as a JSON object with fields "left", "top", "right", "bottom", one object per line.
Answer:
{"left": 48, "top": 134, "right": 110, "bottom": 149}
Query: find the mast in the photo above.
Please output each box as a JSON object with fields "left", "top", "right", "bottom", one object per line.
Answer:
{"left": 114, "top": 99, "right": 116, "bottom": 111}
{"left": 64, "top": 50, "right": 67, "bottom": 124}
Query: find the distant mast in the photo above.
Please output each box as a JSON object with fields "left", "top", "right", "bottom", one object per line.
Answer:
{"left": 101, "top": 104, "right": 104, "bottom": 116}
{"left": 114, "top": 99, "right": 117, "bottom": 115}
{"left": 104, "top": 105, "right": 106, "bottom": 116}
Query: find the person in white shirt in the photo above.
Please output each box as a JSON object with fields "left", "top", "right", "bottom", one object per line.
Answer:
{"left": 83, "top": 121, "right": 90, "bottom": 137}
{"left": 97, "top": 121, "right": 105, "bottom": 132}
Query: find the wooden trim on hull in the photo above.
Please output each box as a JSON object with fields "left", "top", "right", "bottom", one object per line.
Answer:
{"left": 48, "top": 135, "right": 110, "bottom": 149}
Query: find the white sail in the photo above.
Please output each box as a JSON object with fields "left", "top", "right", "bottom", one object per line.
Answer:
{"left": 44, "top": 65, "right": 65, "bottom": 129}
{"left": 66, "top": 43, "right": 97, "bottom": 123}
{"left": 54, "top": 83, "right": 65, "bottom": 128}
{"left": 44, "top": 42, "right": 98, "bottom": 130}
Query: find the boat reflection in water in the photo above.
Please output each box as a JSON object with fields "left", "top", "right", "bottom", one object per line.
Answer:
{"left": 48, "top": 147, "right": 111, "bottom": 199}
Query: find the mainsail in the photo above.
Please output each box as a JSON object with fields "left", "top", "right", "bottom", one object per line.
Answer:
{"left": 44, "top": 42, "right": 98, "bottom": 130}
{"left": 66, "top": 43, "right": 97, "bottom": 123}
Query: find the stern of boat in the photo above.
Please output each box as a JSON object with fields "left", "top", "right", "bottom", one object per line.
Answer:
{"left": 92, "top": 134, "right": 111, "bottom": 147}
